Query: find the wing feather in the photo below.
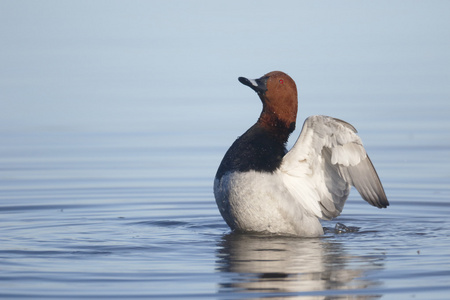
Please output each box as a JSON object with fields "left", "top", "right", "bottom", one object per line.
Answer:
{"left": 279, "top": 115, "right": 389, "bottom": 220}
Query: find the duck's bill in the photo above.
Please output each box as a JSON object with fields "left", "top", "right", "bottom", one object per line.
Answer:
{"left": 238, "top": 76, "right": 267, "bottom": 95}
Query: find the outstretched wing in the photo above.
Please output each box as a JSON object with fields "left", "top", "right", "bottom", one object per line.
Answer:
{"left": 279, "top": 115, "right": 388, "bottom": 220}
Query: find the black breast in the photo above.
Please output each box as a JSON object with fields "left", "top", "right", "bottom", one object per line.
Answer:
{"left": 215, "top": 124, "right": 287, "bottom": 179}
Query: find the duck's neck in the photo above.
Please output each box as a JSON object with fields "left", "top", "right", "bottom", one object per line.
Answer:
{"left": 257, "top": 111, "right": 296, "bottom": 145}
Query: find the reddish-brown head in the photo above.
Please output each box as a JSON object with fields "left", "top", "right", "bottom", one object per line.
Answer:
{"left": 238, "top": 71, "right": 298, "bottom": 134}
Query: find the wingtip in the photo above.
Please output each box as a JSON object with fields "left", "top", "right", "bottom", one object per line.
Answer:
{"left": 379, "top": 196, "right": 390, "bottom": 208}
{"left": 372, "top": 186, "right": 389, "bottom": 209}
{"left": 376, "top": 197, "right": 389, "bottom": 209}
{"left": 363, "top": 193, "right": 389, "bottom": 209}
{"left": 364, "top": 155, "right": 389, "bottom": 209}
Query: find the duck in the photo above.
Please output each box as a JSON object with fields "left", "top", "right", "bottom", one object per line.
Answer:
{"left": 214, "top": 71, "right": 389, "bottom": 237}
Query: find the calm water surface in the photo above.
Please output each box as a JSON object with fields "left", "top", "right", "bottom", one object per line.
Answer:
{"left": 1, "top": 117, "right": 449, "bottom": 299}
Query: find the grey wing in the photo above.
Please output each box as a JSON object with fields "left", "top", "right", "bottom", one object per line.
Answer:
{"left": 341, "top": 154, "right": 388, "bottom": 208}
{"left": 280, "top": 115, "right": 389, "bottom": 221}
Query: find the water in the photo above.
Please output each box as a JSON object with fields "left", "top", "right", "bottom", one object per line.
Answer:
{"left": 1, "top": 1, "right": 450, "bottom": 299}
{"left": 1, "top": 123, "right": 449, "bottom": 299}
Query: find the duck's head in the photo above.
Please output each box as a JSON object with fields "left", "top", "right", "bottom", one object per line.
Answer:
{"left": 238, "top": 71, "right": 298, "bottom": 134}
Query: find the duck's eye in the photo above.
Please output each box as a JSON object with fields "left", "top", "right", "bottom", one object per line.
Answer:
{"left": 279, "top": 79, "right": 284, "bottom": 84}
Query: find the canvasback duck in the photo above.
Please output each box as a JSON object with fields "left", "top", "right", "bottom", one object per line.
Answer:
{"left": 214, "top": 71, "right": 389, "bottom": 237}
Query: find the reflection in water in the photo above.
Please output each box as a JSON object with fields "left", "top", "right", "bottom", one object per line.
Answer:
{"left": 216, "top": 233, "right": 384, "bottom": 299}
